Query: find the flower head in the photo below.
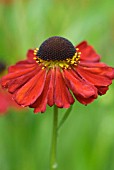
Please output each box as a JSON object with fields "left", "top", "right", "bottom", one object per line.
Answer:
{"left": 0, "top": 61, "right": 22, "bottom": 114}
{"left": 1, "top": 36, "right": 114, "bottom": 113}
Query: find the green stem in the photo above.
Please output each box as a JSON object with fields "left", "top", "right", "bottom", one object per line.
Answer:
{"left": 50, "top": 105, "right": 58, "bottom": 170}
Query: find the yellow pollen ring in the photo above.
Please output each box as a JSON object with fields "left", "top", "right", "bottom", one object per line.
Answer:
{"left": 33, "top": 48, "right": 81, "bottom": 69}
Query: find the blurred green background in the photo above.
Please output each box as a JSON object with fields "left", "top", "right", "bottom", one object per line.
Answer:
{"left": 0, "top": 0, "right": 114, "bottom": 170}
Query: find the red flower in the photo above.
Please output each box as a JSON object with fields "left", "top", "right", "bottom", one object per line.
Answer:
{"left": 0, "top": 86, "right": 19, "bottom": 114}
{"left": 1, "top": 36, "right": 114, "bottom": 113}
{"left": 0, "top": 62, "right": 22, "bottom": 114}
{"left": 0, "top": 86, "right": 10, "bottom": 114}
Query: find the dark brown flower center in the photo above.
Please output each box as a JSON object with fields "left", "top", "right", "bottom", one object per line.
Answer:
{"left": 36, "top": 36, "right": 76, "bottom": 61}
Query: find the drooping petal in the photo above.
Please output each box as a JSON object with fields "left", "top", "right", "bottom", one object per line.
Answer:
{"left": 30, "top": 69, "right": 52, "bottom": 113}
{"left": 8, "top": 50, "right": 36, "bottom": 72}
{"left": 54, "top": 67, "right": 75, "bottom": 108}
{"left": 65, "top": 81, "right": 75, "bottom": 105}
{"left": 78, "top": 62, "right": 114, "bottom": 79}
{"left": 76, "top": 65, "right": 112, "bottom": 86}
{"left": 14, "top": 68, "right": 47, "bottom": 106}
{"left": 76, "top": 95, "right": 96, "bottom": 105}
{"left": 12, "top": 60, "right": 33, "bottom": 66}
{"left": 8, "top": 67, "right": 41, "bottom": 93}
{"left": 79, "top": 61, "right": 107, "bottom": 67}
{"left": 76, "top": 41, "right": 100, "bottom": 62}
{"left": 63, "top": 69, "right": 97, "bottom": 100}
{"left": 8, "top": 63, "right": 37, "bottom": 73}
{"left": 47, "top": 68, "right": 55, "bottom": 106}
{"left": 96, "top": 86, "right": 109, "bottom": 95}
{"left": 1, "top": 65, "right": 37, "bottom": 88}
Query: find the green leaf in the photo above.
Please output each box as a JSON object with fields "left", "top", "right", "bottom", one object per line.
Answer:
{"left": 57, "top": 105, "right": 73, "bottom": 131}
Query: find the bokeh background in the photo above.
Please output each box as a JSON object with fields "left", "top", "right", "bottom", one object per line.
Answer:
{"left": 0, "top": 0, "right": 114, "bottom": 170}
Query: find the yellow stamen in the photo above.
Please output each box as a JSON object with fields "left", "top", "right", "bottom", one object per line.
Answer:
{"left": 33, "top": 48, "right": 81, "bottom": 69}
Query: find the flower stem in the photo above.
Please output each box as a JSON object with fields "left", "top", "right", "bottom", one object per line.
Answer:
{"left": 50, "top": 105, "right": 58, "bottom": 170}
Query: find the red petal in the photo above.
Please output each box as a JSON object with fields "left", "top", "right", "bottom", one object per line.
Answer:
{"left": 13, "top": 60, "right": 34, "bottom": 65}
{"left": 8, "top": 50, "right": 36, "bottom": 72}
{"left": 76, "top": 95, "right": 96, "bottom": 105}
{"left": 8, "top": 63, "right": 37, "bottom": 73}
{"left": 14, "top": 68, "right": 47, "bottom": 106}
{"left": 54, "top": 68, "right": 74, "bottom": 108}
{"left": 34, "top": 104, "right": 46, "bottom": 114}
{"left": 97, "top": 86, "right": 109, "bottom": 95}
{"left": 76, "top": 41, "right": 100, "bottom": 62}
{"left": 76, "top": 66, "right": 112, "bottom": 86}
{"left": 8, "top": 67, "right": 40, "bottom": 93}
{"left": 1, "top": 65, "right": 37, "bottom": 88}
{"left": 79, "top": 62, "right": 114, "bottom": 79}
{"left": 79, "top": 61, "right": 106, "bottom": 67}
{"left": 0, "top": 87, "right": 20, "bottom": 114}
{"left": 27, "top": 49, "right": 35, "bottom": 61}
{"left": 30, "top": 69, "right": 52, "bottom": 113}
{"left": 47, "top": 68, "right": 55, "bottom": 106}
{"left": 0, "top": 89, "right": 9, "bottom": 113}
{"left": 63, "top": 69, "right": 97, "bottom": 99}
